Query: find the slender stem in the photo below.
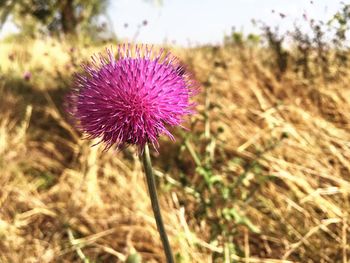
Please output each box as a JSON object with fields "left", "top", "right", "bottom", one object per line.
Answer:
{"left": 142, "top": 144, "right": 175, "bottom": 263}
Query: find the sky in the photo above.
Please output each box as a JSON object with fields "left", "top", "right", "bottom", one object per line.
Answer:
{"left": 0, "top": 0, "right": 345, "bottom": 46}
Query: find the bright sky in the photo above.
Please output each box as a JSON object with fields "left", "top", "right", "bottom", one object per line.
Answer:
{"left": 0, "top": 0, "right": 344, "bottom": 46}
{"left": 109, "top": 0, "right": 344, "bottom": 45}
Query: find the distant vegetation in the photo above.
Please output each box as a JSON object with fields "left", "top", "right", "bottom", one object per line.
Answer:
{"left": 224, "top": 2, "right": 350, "bottom": 83}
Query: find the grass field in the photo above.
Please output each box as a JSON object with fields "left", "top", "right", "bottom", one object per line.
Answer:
{"left": 0, "top": 38, "right": 350, "bottom": 262}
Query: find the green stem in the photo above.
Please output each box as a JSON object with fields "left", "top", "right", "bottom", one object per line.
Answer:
{"left": 142, "top": 144, "right": 175, "bottom": 263}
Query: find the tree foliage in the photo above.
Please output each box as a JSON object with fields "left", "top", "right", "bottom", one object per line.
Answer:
{"left": 0, "top": 0, "right": 108, "bottom": 35}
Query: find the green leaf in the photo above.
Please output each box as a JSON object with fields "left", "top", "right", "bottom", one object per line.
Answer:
{"left": 126, "top": 252, "right": 142, "bottom": 263}
{"left": 222, "top": 208, "right": 260, "bottom": 234}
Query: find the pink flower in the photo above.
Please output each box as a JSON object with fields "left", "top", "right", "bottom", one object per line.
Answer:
{"left": 67, "top": 44, "right": 197, "bottom": 151}
{"left": 23, "top": 71, "right": 31, "bottom": 81}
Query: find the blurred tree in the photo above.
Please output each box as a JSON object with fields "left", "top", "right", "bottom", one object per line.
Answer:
{"left": 0, "top": 0, "right": 108, "bottom": 35}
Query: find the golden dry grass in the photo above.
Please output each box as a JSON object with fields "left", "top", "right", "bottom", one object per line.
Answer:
{"left": 0, "top": 38, "right": 349, "bottom": 262}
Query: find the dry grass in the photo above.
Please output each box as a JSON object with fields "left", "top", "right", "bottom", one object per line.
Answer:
{"left": 0, "top": 39, "right": 349, "bottom": 262}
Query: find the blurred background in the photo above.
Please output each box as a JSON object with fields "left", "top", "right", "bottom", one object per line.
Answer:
{"left": 1, "top": 0, "right": 350, "bottom": 262}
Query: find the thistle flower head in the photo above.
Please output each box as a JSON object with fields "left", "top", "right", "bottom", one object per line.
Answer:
{"left": 67, "top": 44, "right": 197, "bottom": 151}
